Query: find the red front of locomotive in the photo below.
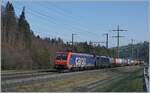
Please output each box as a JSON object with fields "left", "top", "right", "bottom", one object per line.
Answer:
{"left": 54, "top": 52, "right": 71, "bottom": 69}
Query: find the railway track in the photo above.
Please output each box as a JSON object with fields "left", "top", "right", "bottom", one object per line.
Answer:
{"left": 1, "top": 66, "right": 142, "bottom": 92}
{"left": 1, "top": 68, "right": 112, "bottom": 91}
{"left": 2, "top": 67, "right": 114, "bottom": 81}
{"left": 2, "top": 71, "right": 55, "bottom": 81}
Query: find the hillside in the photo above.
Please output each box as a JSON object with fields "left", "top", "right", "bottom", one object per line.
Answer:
{"left": 1, "top": 2, "right": 65, "bottom": 70}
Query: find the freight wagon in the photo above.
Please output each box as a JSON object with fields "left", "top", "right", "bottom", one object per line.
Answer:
{"left": 113, "top": 58, "right": 123, "bottom": 67}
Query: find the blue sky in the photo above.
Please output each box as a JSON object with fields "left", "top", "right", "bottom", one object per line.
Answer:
{"left": 2, "top": 0, "right": 149, "bottom": 48}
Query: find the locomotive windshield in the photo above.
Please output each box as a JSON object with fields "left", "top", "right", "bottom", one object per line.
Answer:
{"left": 56, "top": 53, "right": 67, "bottom": 60}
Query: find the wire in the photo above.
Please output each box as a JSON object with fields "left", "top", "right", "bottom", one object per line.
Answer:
{"left": 38, "top": 3, "right": 103, "bottom": 37}
{"left": 15, "top": 6, "right": 71, "bottom": 41}
{"left": 24, "top": 2, "right": 102, "bottom": 36}
{"left": 15, "top": 3, "right": 97, "bottom": 41}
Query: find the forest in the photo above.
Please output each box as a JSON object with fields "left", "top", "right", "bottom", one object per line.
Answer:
{"left": 1, "top": 2, "right": 149, "bottom": 70}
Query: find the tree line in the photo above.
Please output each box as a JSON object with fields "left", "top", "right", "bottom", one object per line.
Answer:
{"left": 119, "top": 41, "right": 149, "bottom": 63}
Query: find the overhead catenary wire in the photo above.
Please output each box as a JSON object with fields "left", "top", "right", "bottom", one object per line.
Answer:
{"left": 16, "top": 3, "right": 105, "bottom": 43}
{"left": 5, "top": 2, "right": 128, "bottom": 48}
{"left": 27, "top": 3, "right": 104, "bottom": 39}
{"left": 14, "top": 6, "right": 71, "bottom": 41}
{"left": 50, "top": 3, "right": 106, "bottom": 36}
{"left": 15, "top": 4, "right": 94, "bottom": 42}
{"left": 2, "top": 2, "right": 119, "bottom": 48}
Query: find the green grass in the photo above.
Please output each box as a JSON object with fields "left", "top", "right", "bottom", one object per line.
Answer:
{"left": 95, "top": 68, "right": 144, "bottom": 92}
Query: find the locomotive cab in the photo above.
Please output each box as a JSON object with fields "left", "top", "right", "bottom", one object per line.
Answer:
{"left": 54, "top": 52, "right": 69, "bottom": 69}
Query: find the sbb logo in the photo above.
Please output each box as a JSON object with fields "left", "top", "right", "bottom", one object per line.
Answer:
{"left": 75, "top": 57, "right": 86, "bottom": 67}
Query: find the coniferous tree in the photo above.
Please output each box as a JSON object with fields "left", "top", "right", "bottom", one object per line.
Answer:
{"left": 18, "top": 6, "right": 32, "bottom": 48}
{"left": 2, "top": 1, "right": 18, "bottom": 45}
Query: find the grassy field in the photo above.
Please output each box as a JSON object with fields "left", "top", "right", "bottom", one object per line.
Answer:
{"left": 94, "top": 67, "right": 144, "bottom": 92}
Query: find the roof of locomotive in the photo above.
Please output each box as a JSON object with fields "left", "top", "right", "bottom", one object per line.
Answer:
{"left": 56, "top": 52, "right": 94, "bottom": 57}
{"left": 71, "top": 52, "right": 94, "bottom": 57}
{"left": 96, "top": 55, "right": 109, "bottom": 58}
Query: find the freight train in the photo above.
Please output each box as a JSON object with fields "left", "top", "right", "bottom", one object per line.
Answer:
{"left": 54, "top": 52, "right": 142, "bottom": 72}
